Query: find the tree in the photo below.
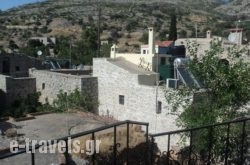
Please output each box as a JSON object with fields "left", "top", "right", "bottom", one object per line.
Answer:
{"left": 169, "top": 40, "right": 250, "bottom": 127}
{"left": 53, "top": 88, "right": 93, "bottom": 112}
{"left": 167, "top": 40, "right": 250, "bottom": 161}
{"left": 19, "top": 39, "right": 49, "bottom": 57}
{"left": 139, "top": 32, "right": 148, "bottom": 44}
{"left": 168, "top": 13, "right": 177, "bottom": 41}
{"left": 8, "top": 92, "right": 42, "bottom": 118}
{"left": 53, "top": 35, "right": 71, "bottom": 59}
{"left": 9, "top": 40, "right": 19, "bottom": 50}
{"left": 76, "top": 26, "right": 98, "bottom": 64}
{"left": 159, "top": 29, "right": 169, "bottom": 41}
{"left": 125, "top": 19, "right": 138, "bottom": 32}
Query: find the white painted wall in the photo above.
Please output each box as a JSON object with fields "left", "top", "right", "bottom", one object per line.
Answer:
{"left": 110, "top": 27, "right": 155, "bottom": 71}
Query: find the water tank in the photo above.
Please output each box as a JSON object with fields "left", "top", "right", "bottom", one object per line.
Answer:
{"left": 174, "top": 58, "right": 189, "bottom": 68}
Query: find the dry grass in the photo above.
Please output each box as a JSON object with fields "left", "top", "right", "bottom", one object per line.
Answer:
{"left": 71, "top": 124, "right": 145, "bottom": 159}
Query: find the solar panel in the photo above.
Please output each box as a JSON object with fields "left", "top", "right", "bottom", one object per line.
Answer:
{"left": 176, "top": 67, "right": 202, "bottom": 88}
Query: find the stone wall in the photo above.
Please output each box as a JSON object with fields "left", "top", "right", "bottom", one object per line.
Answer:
{"left": 0, "top": 54, "right": 43, "bottom": 76}
{"left": 5, "top": 77, "right": 36, "bottom": 106}
{"left": 0, "top": 74, "right": 7, "bottom": 109}
{"left": 93, "top": 58, "right": 182, "bottom": 151}
{"left": 0, "top": 74, "right": 36, "bottom": 108}
{"left": 29, "top": 69, "right": 98, "bottom": 112}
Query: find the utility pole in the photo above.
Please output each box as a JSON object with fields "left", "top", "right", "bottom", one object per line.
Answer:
{"left": 195, "top": 23, "right": 198, "bottom": 39}
{"left": 69, "top": 40, "right": 72, "bottom": 68}
{"left": 97, "top": 3, "right": 101, "bottom": 57}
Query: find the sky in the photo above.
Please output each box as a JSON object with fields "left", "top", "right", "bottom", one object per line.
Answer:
{"left": 0, "top": 0, "right": 44, "bottom": 11}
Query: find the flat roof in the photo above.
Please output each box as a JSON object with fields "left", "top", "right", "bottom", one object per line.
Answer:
{"left": 108, "top": 58, "right": 157, "bottom": 75}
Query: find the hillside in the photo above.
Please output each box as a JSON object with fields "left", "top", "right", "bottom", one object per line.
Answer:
{"left": 0, "top": 0, "right": 249, "bottom": 55}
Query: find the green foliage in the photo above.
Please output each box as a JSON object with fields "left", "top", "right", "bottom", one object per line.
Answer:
{"left": 159, "top": 29, "right": 169, "bottom": 41}
{"left": 167, "top": 40, "right": 250, "bottom": 159}
{"left": 71, "top": 26, "right": 98, "bottom": 65}
{"left": 175, "top": 40, "right": 250, "bottom": 128}
{"left": 19, "top": 39, "right": 49, "bottom": 57}
{"left": 126, "top": 19, "right": 138, "bottom": 32}
{"left": 168, "top": 13, "right": 177, "bottom": 41}
{"left": 9, "top": 92, "right": 42, "bottom": 118}
{"left": 9, "top": 40, "right": 19, "bottom": 50}
{"left": 53, "top": 88, "right": 93, "bottom": 112}
{"left": 53, "top": 35, "right": 71, "bottom": 59}
{"left": 100, "top": 43, "right": 112, "bottom": 57}
{"left": 139, "top": 32, "right": 148, "bottom": 44}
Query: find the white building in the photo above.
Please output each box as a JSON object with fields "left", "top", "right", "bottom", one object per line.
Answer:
{"left": 110, "top": 27, "right": 156, "bottom": 71}
{"left": 93, "top": 27, "right": 187, "bottom": 151}
{"left": 30, "top": 37, "right": 56, "bottom": 46}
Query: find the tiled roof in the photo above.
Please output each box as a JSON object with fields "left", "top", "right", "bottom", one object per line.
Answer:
{"left": 155, "top": 40, "right": 173, "bottom": 47}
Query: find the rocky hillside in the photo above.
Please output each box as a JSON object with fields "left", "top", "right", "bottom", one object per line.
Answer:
{"left": 0, "top": 0, "right": 249, "bottom": 52}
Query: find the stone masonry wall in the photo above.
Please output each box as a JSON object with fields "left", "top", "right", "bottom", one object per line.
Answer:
{"left": 93, "top": 58, "right": 182, "bottom": 151}
{"left": 29, "top": 69, "right": 98, "bottom": 112}
{"left": 5, "top": 77, "right": 36, "bottom": 106}
{"left": 0, "top": 74, "right": 36, "bottom": 108}
{"left": 0, "top": 74, "right": 7, "bottom": 109}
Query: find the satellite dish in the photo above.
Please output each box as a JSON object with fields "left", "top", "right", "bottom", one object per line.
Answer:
{"left": 228, "top": 33, "right": 237, "bottom": 43}
{"left": 37, "top": 50, "right": 42, "bottom": 56}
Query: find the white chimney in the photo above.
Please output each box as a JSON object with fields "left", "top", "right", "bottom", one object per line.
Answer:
{"left": 110, "top": 44, "right": 118, "bottom": 58}
{"left": 206, "top": 30, "right": 211, "bottom": 39}
{"left": 148, "top": 27, "right": 155, "bottom": 55}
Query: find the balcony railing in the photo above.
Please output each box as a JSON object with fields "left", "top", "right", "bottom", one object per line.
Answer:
{"left": 0, "top": 118, "right": 249, "bottom": 165}
{"left": 150, "top": 117, "right": 250, "bottom": 165}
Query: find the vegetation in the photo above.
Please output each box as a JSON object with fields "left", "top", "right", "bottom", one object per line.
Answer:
{"left": 53, "top": 88, "right": 94, "bottom": 112}
{"left": 168, "top": 13, "right": 177, "bottom": 41}
{"left": 19, "top": 39, "right": 50, "bottom": 57}
{"left": 72, "top": 26, "right": 98, "bottom": 64}
{"left": 167, "top": 40, "right": 250, "bottom": 160}
{"left": 139, "top": 32, "right": 148, "bottom": 44}
{"left": 7, "top": 92, "right": 42, "bottom": 118}
{"left": 2, "top": 88, "right": 95, "bottom": 118}
{"left": 177, "top": 40, "right": 250, "bottom": 127}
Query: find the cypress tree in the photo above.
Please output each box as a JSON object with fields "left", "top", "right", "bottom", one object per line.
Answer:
{"left": 168, "top": 13, "right": 177, "bottom": 41}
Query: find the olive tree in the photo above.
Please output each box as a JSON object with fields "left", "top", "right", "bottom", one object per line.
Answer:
{"left": 166, "top": 40, "right": 250, "bottom": 162}
{"left": 175, "top": 40, "right": 250, "bottom": 127}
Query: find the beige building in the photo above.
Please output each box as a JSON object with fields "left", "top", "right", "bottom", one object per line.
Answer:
{"left": 110, "top": 27, "right": 156, "bottom": 72}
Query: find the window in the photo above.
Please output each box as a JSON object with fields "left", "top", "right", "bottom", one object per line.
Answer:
{"left": 42, "top": 83, "right": 45, "bottom": 90}
{"left": 45, "top": 97, "right": 48, "bottom": 104}
{"left": 160, "top": 57, "right": 166, "bottom": 65}
{"left": 156, "top": 101, "right": 162, "bottom": 114}
{"left": 119, "top": 95, "right": 125, "bottom": 105}
{"left": 143, "top": 49, "right": 146, "bottom": 54}
{"left": 15, "top": 66, "right": 20, "bottom": 71}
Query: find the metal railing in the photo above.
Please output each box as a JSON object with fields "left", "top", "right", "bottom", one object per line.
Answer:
{"left": 150, "top": 117, "right": 250, "bottom": 165}
{"left": 1, "top": 118, "right": 249, "bottom": 165}
{"left": 0, "top": 120, "right": 149, "bottom": 165}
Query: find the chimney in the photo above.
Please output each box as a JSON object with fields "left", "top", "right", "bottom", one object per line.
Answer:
{"left": 148, "top": 27, "right": 155, "bottom": 55}
{"left": 110, "top": 44, "right": 118, "bottom": 58}
{"left": 206, "top": 30, "right": 211, "bottom": 39}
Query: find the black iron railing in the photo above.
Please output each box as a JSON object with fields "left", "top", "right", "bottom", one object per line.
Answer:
{"left": 0, "top": 120, "right": 149, "bottom": 165}
{"left": 150, "top": 117, "right": 250, "bottom": 165}
{"left": 1, "top": 118, "right": 249, "bottom": 165}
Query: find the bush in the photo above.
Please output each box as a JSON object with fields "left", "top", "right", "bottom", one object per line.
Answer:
{"left": 53, "top": 88, "right": 94, "bottom": 112}
{"left": 9, "top": 92, "right": 42, "bottom": 118}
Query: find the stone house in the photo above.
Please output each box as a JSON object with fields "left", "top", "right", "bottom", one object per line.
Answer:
{"left": 29, "top": 69, "right": 98, "bottom": 112}
{"left": 93, "top": 57, "right": 183, "bottom": 151}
